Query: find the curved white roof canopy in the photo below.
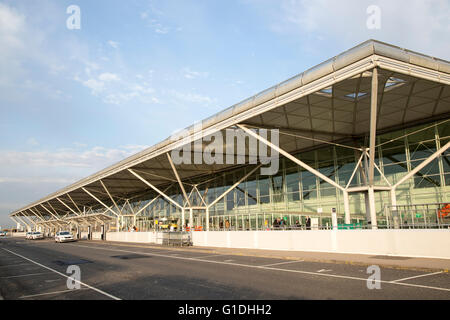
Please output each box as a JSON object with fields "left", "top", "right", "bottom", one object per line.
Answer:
{"left": 10, "top": 39, "right": 450, "bottom": 219}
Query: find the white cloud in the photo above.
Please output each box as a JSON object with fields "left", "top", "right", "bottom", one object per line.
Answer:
{"left": 0, "top": 145, "right": 149, "bottom": 170}
{"left": 99, "top": 72, "right": 121, "bottom": 82}
{"left": 154, "top": 24, "right": 170, "bottom": 34}
{"left": 0, "top": 144, "right": 149, "bottom": 225}
{"left": 0, "top": 3, "right": 25, "bottom": 50}
{"left": 0, "top": 3, "right": 26, "bottom": 87}
{"left": 107, "top": 40, "right": 120, "bottom": 49}
{"left": 73, "top": 142, "right": 88, "bottom": 148}
{"left": 75, "top": 69, "right": 160, "bottom": 105}
{"left": 182, "top": 67, "right": 209, "bottom": 80}
{"left": 0, "top": 177, "right": 77, "bottom": 184}
{"left": 26, "top": 137, "right": 39, "bottom": 146}
{"left": 140, "top": 12, "right": 149, "bottom": 19}
{"left": 267, "top": 0, "right": 450, "bottom": 59}
{"left": 82, "top": 78, "right": 105, "bottom": 94}
{"left": 103, "top": 92, "right": 139, "bottom": 105}
{"left": 170, "top": 90, "right": 216, "bottom": 105}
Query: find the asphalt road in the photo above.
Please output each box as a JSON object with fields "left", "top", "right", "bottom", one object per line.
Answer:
{"left": 0, "top": 237, "right": 449, "bottom": 300}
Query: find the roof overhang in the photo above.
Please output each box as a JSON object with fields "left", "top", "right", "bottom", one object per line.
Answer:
{"left": 10, "top": 39, "right": 450, "bottom": 218}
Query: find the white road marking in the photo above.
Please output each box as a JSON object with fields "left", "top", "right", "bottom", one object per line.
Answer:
{"left": 318, "top": 269, "right": 332, "bottom": 273}
{"left": 66, "top": 243, "right": 450, "bottom": 293}
{"left": 0, "top": 263, "right": 32, "bottom": 268}
{"left": 390, "top": 271, "right": 444, "bottom": 283}
{"left": 261, "top": 260, "right": 304, "bottom": 267}
{"left": 191, "top": 254, "right": 224, "bottom": 259}
{"left": 224, "top": 259, "right": 234, "bottom": 262}
{"left": 1, "top": 248, "right": 121, "bottom": 300}
{"left": 20, "top": 288, "right": 90, "bottom": 299}
{"left": 1, "top": 272, "right": 53, "bottom": 279}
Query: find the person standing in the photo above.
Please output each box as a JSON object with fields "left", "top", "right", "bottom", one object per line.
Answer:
{"left": 273, "top": 218, "right": 279, "bottom": 229}
{"left": 306, "top": 216, "right": 311, "bottom": 230}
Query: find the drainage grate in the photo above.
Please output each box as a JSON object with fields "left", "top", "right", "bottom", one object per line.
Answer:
{"left": 369, "top": 255, "right": 411, "bottom": 260}
{"left": 53, "top": 259, "right": 93, "bottom": 266}
{"left": 111, "top": 254, "right": 150, "bottom": 260}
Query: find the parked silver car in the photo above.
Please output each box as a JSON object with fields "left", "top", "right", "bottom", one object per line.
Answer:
{"left": 30, "top": 232, "right": 44, "bottom": 240}
{"left": 55, "top": 231, "right": 75, "bottom": 243}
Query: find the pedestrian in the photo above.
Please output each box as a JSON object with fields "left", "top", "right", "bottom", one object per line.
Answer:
{"left": 295, "top": 220, "right": 301, "bottom": 229}
{"left": 273, "top": 218, "right": 279, "bottom": 229}
{"left": 306, "top": 216, "right": 311, "bottom": 230}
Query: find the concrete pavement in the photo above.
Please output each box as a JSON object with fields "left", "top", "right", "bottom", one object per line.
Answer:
{"left": 1, "top": 237, "right": 449, "bottom": 300}
{"left": 101, "top": 240, "right": 450, "bottom": 272}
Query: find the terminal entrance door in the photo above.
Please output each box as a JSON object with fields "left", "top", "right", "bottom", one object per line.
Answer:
{"left": 189, "top": 208, "right": 207, "bottom": 231}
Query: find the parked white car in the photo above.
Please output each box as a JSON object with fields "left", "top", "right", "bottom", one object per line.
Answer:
{"left": 55, "top": 231, "right": 75, "bottom": 243}
{"left": 30, "top": 232, "right": 44, "bottom": 240}
{"left": 0, "top": 231, "right": 7, "bottom": 237}
{"left": 26, "top": 232, "right": 33, "bottom": 239}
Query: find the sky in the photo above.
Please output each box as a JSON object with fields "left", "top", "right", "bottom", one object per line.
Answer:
{"left": 0, "top": 0, "right": 449, "bottom": 228}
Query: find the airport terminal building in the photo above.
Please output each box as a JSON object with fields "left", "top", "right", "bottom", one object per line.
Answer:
{"left": 10, "top": 40, "right": 450, "bottom": 238}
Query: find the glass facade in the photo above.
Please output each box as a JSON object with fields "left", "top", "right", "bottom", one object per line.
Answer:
{"left": 106, "top": 121, "right": 450, "bottom": 231}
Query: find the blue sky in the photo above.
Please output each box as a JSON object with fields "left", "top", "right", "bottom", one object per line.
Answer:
{"left": 0, "top": 0, "right": 449, "bottom": 227}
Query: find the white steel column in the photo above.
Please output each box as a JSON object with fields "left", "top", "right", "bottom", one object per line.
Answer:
{"left": 343, "top": 190, "right": 351, "bottom": 224}
{"left": 206, "top": 208, "right": 210, "bottom": 231}
{"left": 368, "top": 68, "right": 378, "bottom": 186}
{"left": 39, "top": 205, "right": 65, "bottom": 227}
{"left": 56, "top": 197, "right": 80, "bottom": 216}
{"left": 181, "top": 208, "right": 185, "bottom": 230}
{"left": 390, "top": 189, "right": 399, "bottom": 229}
{"left": 368, "top": 187, "right": 378, "bottom": 229}
{"left": 167, "top": 153, "right": 191, "bottom": 207}
{"left": 189, "top": 208, "right": 193, "bottom": 228}
{"left": 366, "top": 68, "right": 379, "bottom": 229}
{"left": 207, "top": 164, "right": 262, "bottom": 209}
{"left": 128, "top": 169, "right": 183, "bottom": 210}
{"left": 10, "top": 216, "right": 20, "bottom": 230}
{"left": 238, "top": 124, "right": 345, "bottom": 191}
{"left": 19, "top": 214, "right": 35, "bottom": 230}
{"left": 134, "top": 186, "right": 172, "bottom": 216}
{"left": 67, "top": 194, "right": 83, "bottom": 215}
{"left": 82, "top": 187, "right": 119, "bottom": 217}
{"left": 47, "top": 202, "right": 65, "bottom": 221}
{"left": 29, "top": 208, "right": 49, "bottom": 226}
{"left": 22, "top": 214, "right": 38, "bottom": 227}
{"left": 238, "top": 124, "right": 351, "bottom": 225}
{"left": 16, "top": 215, "right": 31, "bottom": 230}
{"left": 393, "top": 140, "right": 450, "bottom": 189}
{"left": 100, "top": 180, "right": 122, "bottom": 215}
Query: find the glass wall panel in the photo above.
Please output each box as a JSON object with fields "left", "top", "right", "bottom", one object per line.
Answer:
{"left": 258, "top": 176, "right": 270, "bottom": 204}
{"left": 271, "top": 174, "right": 284, "bottom": 203}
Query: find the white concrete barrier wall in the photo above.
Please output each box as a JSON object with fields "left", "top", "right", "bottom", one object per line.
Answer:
{"left": 11, "top": 232, "right": 26, "bottom": 237}
{"left": 80, "top": 232, "right": 89, "bottom": 240}
{"left": 106, "top": 232, "right": 160, "bottom": 243}
{"left": 192, "top": 230, "right": 450, "bottom": 259}
{"left": 92, "top": 232, "right": 102, "bottom": 240}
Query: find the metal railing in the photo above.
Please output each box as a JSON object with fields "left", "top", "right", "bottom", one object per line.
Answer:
{"left": 385, "top": 202, "right": 450, "bottom": 230}
{"left": 158, "top": 231, "right": 193, "bottom": 247}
